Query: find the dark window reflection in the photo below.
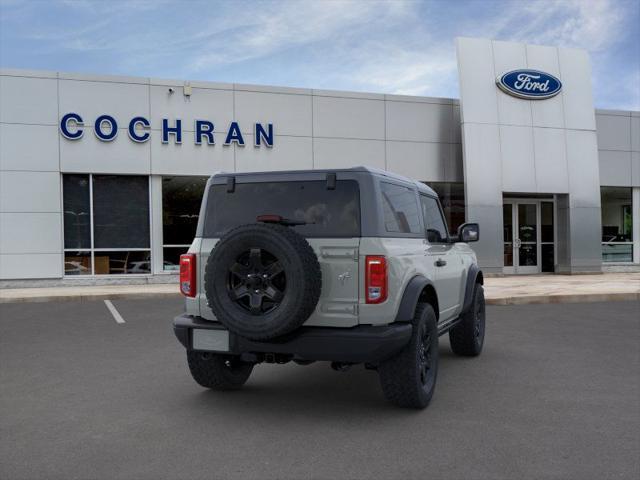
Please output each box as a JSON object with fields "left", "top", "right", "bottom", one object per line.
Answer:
{"left": 518, "top": 204, "right": 537, "bottom": 242}
{"left": 601, "top": 187, "right": 632, "bottom": 242}
{"left": 62, "top": 174, "right": 152, "bottom": 276}
{"left": 519, "top": 243, "right": 537, "bottom": 267}
{"left": 162, "top": 176, "right": 208, "bottom": 245}
{"left": 601, "top": 187, "right": 633, "bottom": 263}
{"left": 206, "top": 180, "right": 361, "bottom": 238}
{"left": 94, "top": 251, "right": 151, "bottom": 275}
{"left": 541, "top": 202, "right": 555, "bottom": 272}
{"left": 503, "top": 204, "right": 513, "bottom": 242}
{"left": 541, "top": 202, "right": 554, "bottom": 243}
{"left": 163, "top": 246, "right": 189, "bottom": 272}
{"left": 541, "top": 244, "right": 554, "bottom": 272}
{"left": 64, "top": 251, "right": 91, "bottom": 275}
{"left": 93, "top": 175, "right": 150, "bottom": 249}
{"left": 426, "top": 182, "right": 465, "bottom": 233}
{"left": 504, "top": 243, "right": 513, "bottom": 267}
{"left": 381, "top": 182, "right": 421, "bottom": 234}
{"left": 63, "top": 175, "right": 91, "bottom": 249}
{"left": 420, "top": 195, "right": 448, "bottom": 243}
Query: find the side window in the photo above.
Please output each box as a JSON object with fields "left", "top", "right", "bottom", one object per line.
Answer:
{"left": 380, "top": 182, "right": 421, "bottom": 234}
{"left": 420, "top": 195, "right": 448, "bottom": 243}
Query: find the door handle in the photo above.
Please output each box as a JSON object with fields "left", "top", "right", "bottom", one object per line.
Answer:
{"left": 435, "top": 258, "right": 447, "bottom": 267}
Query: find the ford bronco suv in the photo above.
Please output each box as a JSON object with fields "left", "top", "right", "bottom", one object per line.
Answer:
{"left": 173, "top": 167, "right": 485, "bottom": 408}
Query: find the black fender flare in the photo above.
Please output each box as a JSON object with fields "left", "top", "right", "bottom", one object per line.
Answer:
{"left": 461, "top": 264, "right": 484, "bottom": 315}
{"left": 394, "top": 275, "right": 437, "bottom": 323}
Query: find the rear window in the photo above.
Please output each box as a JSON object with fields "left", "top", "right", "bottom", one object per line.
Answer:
{"left": 204, "top": 180, "right": 360, "bottom": 238}
{"left": 380, "top": 182, "right": 421, "bottom": 234}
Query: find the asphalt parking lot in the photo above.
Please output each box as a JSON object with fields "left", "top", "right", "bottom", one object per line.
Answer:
{"left": 1, "top": 299, "right": 638, "bottom": 480}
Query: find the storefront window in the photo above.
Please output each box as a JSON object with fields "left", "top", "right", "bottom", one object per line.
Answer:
{"left": 93, "top": 175, "right": 150, "bottom": 249}
{"left": 162, "top": 176, "right": 208, "bottom": 271}
{"left": 63, "top": 175, "right": 91, "bottom": 275}
{"left": 63, "top": 175, "right": 91, "bottom": 250}
{"left": 425, "top": 182, "right": 465, "bottom": 234}
{"left": 62, "top": 174, "right": 151, "bottom": 275}
{"left": 540, "top": 202, "right": 554, "bottom": 272}
{"left": 64, "top": 251, "right": 91, "bottom": 276}
{"left": 601, "top": 187, "right": 633, "bottom": 263}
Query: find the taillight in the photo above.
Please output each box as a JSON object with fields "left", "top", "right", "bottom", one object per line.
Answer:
{"left": 179, "top": 254, "right": 196, "bottom": 297}
{"left": 365, "top": 255, "right": 387, "bottom": 304}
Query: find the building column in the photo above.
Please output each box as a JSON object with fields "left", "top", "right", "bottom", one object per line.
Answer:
{"left": 556, "top": 194, "right": 602, "bottom": 274}
{"left": 150, "top": 175, "right": 164, "bottom": 275}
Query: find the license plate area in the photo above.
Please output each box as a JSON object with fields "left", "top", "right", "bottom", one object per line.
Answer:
{"left": 192, "top": 329, "right": 230, "bottom": 352}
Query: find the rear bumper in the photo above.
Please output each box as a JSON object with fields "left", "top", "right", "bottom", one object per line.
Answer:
{"left": 173, "top": 314, "right": 412, "bottom": 364}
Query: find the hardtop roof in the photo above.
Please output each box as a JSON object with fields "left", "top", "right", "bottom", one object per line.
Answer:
{"left": 210, "top": 166, "right": 438, "bottom": 197}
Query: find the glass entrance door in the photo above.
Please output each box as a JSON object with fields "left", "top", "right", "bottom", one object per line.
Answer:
{"left": 516, "top": 203, "right": 539, "bottom": 274}
{"left": 503, "top": 200, "right": 555, "bottom": 274}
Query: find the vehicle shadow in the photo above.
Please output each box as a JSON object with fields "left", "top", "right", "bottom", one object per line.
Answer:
{"left": 178, "top": 345, "right": 466, "bottom": 424}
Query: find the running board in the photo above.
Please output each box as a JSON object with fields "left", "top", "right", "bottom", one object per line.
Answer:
{"left": 437, "top": 316, "right": 461, "bottom": 336}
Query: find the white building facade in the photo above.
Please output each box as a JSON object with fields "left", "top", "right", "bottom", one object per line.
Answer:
{"left": 0, "top": 37, "right": 638, "bottom": 285}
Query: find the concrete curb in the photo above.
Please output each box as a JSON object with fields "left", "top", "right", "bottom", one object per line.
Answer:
{"left": 486, "top": 292, "right": 640, "bottom": 305}
{"left": 1, "top": 291, "right": 638, "bottom": 305}
{"left": 0, "top": 292, "right": 181, "bottom": 304}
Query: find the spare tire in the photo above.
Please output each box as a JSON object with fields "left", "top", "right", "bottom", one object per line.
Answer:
{"left": 205, "top": 223, "right": 322, "bottom": 340}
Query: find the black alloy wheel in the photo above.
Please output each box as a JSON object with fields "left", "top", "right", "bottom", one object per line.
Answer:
{"left": 418, "top": 329, "right": 434, "bottom": 388}
{"left": 187, "top": 351, "right": 254, "bottom": 390}
{"left": 473, "top": 291, "right": 485, "bottom": 342}
{"left": 449, "top": 284, "right": 486, "bottom": 356}
{"left": 227, "top": 248, "right": 286, "bottom": 315}
{"left": 205, "top": 222, "right": 322, "bottom": 340}
{"left": 378, "top": 303, "right": 439, "bottom": 409}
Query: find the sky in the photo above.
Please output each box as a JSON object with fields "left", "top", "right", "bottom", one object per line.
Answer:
{"left": 1, "top": 0, "right": 639, "bottom": 110}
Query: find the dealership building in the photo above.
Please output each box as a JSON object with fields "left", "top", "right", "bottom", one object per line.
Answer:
{"left": 0, "top": 37, "right": 639, "bottom": 284}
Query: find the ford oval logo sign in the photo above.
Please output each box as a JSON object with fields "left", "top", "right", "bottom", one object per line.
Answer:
{"left": 496, "top": 69, "right": 562, "bottom": 100}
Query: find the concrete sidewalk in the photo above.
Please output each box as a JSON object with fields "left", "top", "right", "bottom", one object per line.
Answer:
{"left": 1, "top": 273, "right": 638, "bottom": 305}
{"left": 484, "top": 273, "right": 640, "bottom": 305}
{"left": 0, "top": 283, "right": 178, "bottom": 304}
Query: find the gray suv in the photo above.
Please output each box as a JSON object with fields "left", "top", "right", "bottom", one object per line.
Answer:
{"left": 173, "top": 167, "right": 485, "bottom": 408}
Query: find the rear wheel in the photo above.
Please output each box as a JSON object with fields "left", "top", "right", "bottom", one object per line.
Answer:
{"left": 187, "top": 351, "right": 254, "bottom": 390}
{"left": 449, "top": 284, "right": 485, "bottom": 356}
{"left": 378, "top": 303, "right": 439, "bottom": 409}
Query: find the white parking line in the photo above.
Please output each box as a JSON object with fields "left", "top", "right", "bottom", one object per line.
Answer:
{"left": 104, "top": 300, "right": 125, "bottom": 324}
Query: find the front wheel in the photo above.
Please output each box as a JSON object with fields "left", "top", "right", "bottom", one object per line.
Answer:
{"left": 449, "top": 284, "right": 485, "bottom": 356}
{"left": 378, "top": 303, "right": 439, "bottom": 409}
{"left": 187, "top": 351, "right": 254, "bottom": 390}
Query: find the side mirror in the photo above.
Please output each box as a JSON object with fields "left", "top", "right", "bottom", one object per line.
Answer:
{"left": 457, "top": 223, "right": 479, "bottom": 243}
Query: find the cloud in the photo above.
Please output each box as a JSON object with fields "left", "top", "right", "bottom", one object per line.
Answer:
{"left": 488, "top": 0, "right": 626, "bottom": 51}
{"left": 1, "top": 0, "right": 637, "bottom": 108}
{"left": 187, "top": 1, "right": 414, "bottom": 72}
{"left": 335, "top": 45, "right": 458, "bottom": 97}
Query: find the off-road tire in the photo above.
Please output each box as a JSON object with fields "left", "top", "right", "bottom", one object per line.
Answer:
{"left": 205, "top": 223, "right": 322, "bottom": 341}
{"left": 187, "top": 351, "right": 253, "bottom": 390}
{"left": 449, "top": 284, "right": 485, "bottom": 356}
{"left": 378, "top": 303, "right": 439, "bottom": 409}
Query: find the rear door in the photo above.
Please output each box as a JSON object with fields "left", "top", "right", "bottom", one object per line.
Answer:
{"left": 305, "top": 238, "right": 359, "bottom": 327}
{"left": 198, "top": 178, "right": 361, "bottom": 327}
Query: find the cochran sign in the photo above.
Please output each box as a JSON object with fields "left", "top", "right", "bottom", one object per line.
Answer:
{"left": 59, "top": 113, "right": 274, "bottom": 147}
{"left": 496, "top": 69, "right": 562, "bottom": 100}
